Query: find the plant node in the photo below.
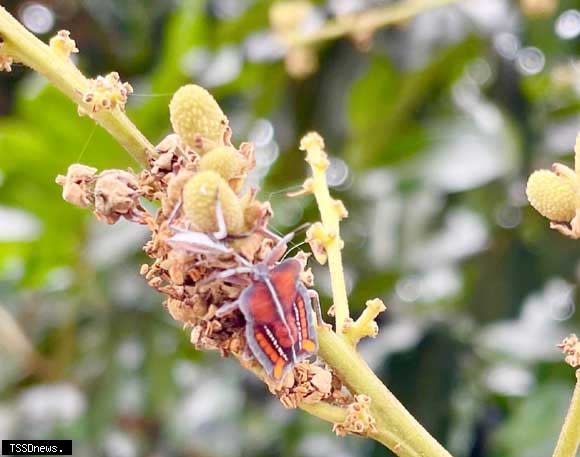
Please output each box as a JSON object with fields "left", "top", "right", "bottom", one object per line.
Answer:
{"left": 306, "top": 222, "right": 330, "bottom": 264}
{"left": 78, "top": 71, "right": 133, "bottom": 115}
{"left": 333, "top": 395, "right": 377, "bottom": 437}
{"left": 49, "top": 30, "right": 78, "bottom": 58}
{"left": 344, "top": 298, "right": 386, "bottom": 346}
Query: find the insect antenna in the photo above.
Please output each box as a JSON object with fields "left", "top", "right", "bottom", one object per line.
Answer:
{"left": 289, "top": 222, "right": 311, "bottom": 237}
{"left": 280, "top": 240, "right": 309, "bottom": 261}
{"left": 265, "top": 184, "right": 303, "bottom": 201}
{"left": 167, "top": 199, "right": 183, "bottom": 227}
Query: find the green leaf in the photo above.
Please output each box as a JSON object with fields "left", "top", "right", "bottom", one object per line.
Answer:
{"left": 492, "top": 382, "right": 573, "bottom": 457}
{"left": 347, "top": 37, "right": 481, "bottom": 169}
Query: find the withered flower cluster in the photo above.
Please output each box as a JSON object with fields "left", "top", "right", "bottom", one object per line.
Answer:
{"left": 559, "top": 334, "right": 580, "bottom": 369}
{"left": 333, "top": 395, "right": 377, "bottom": 437}
{"left": 56, "top": 84, "right": 352, "bottom": 413}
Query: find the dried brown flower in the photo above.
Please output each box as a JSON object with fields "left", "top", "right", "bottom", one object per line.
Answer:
{"left": 264, "top": 361, "right": 350, "bottom": 410}
{"left": 79, "top": 72, "right": 133, "bottom": 115}
{"left": 56, "top": 165, "right": 146, "bottom": 224}
{"left": 0, "top": 42, "right": 13, "bottom": 72}
{"left": 333, "top": 395, "right": 377, "bottom": 437}
{"left": 559, "top": 334, "right": 580, "bottom": 368}
{"left": 57, "top": 83, "right": 355, "bottom": 413}
{"left": 93, "top": 170, "right": 144, "bottom": 224}
{"left": 55, "top": 164, "right": 98, "bottom": 208}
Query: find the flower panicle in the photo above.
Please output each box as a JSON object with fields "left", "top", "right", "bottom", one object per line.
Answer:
{"left": 56, "top": 84, "right": 356, "bottom": 425}
{"left": 297, "top": 131, "right": 350, "bottom": 334}
{"left": 333, "top": 395, "right": 377, "bottom": 437}
{"left": 3, "top": 2, "right": 457, "bottom": 451}
{"left": 49, "top": 30, "right": 78, "bottom": 58}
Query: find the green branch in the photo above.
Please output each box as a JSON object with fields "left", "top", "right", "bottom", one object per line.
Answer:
{"left": 318, "top": 328, "right": 452, "bottom": 457}
{"left": 300, "top": 134, "right": 451, "bottom": 456}
{"left": 0, "top": 6, "right": 153, "bottom": 166}
{"left": 283, "top": 0, "right": 461, "bottom": 48}
{"left": 553, "top": 371, "right": 580, "bottom": 457}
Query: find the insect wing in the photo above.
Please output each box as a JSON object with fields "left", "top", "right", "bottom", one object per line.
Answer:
{"left": 239, "top": 281, "right": 295, "bottom": 380}
{"left": 239, "top": 259, "right": 318, "bottom": 381}
{"left": 269, "top": 260, "right": 318, "bottom": 360}
{"left": 167, "top": 231, "right": 232, "bottom": 254}
{"left": 294, "top": 282, "right": 318, "bottom": 358}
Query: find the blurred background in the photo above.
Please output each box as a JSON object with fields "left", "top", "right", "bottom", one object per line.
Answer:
{"left": 0, "top": 0, "right": 580, "bottom": 456}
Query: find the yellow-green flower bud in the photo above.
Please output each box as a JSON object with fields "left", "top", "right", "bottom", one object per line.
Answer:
{"left": 169, "top": 85, "right": 228, "bottom": 151}
{"left": 526, "top": 169, "right": 579, "bottom": 222}
{"left": 198, "top": 146, "right": 247, "bottom": 191}
{"left": 182, "top": 171, "right": 244, "bottom": 234}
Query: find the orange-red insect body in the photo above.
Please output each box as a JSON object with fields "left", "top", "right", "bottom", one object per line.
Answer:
{"left": 237, "top": 258, "right": 318, "bottom": 380}
{"left": 213, "top": 231, "right": 320, "bottom": 381}
{"left": 166, "top": 198, "right": 319, "bottom": 381}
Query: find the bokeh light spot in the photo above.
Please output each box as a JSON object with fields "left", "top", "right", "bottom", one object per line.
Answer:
{"left": 516, "top": 47, "right": 545, "bottom": 75}
{"left": 19, "top": 3, "right": 54, "bottom": 34}
{"left": 555, "top": 10, "right": 580, "bottom": 40}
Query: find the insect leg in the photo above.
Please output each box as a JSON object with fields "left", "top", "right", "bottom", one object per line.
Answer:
{"left": 264, "top": 231, "right": 295, "bottom": 266}
{"left": 167, "top": 199, "right": 183, "bottom": 226}
{"left": 307, "top": 289, "right": 325, "bottom": 326}
{"left": 215, "top": 300, "right": 240, "bottom": 317}
{"left": 197, "top": 266, "right": 253, "bottom": 285}
{"left": 166, "top": 231, "right": 233, "bottom": 255}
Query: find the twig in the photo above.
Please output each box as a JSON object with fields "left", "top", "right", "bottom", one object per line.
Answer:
{"left": 553, "top": 371, "right": 580, "bottom": 457}
{"left": 300, "top": 133, "right": 451, "bottom": 456}
{"left": 301, "top": 133, "right": 350, "bottom": 334}
{"left": 284, "top": 0, "right": 461, "bottom": 48}
{"left": 317, "top": 328, "right": 452, "bottom": 457}
{"left": 300, "top": 401, "right": 348, "bottom": 424}
{"left": 0, "top": 6, "right": 153, "bottom": 166}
